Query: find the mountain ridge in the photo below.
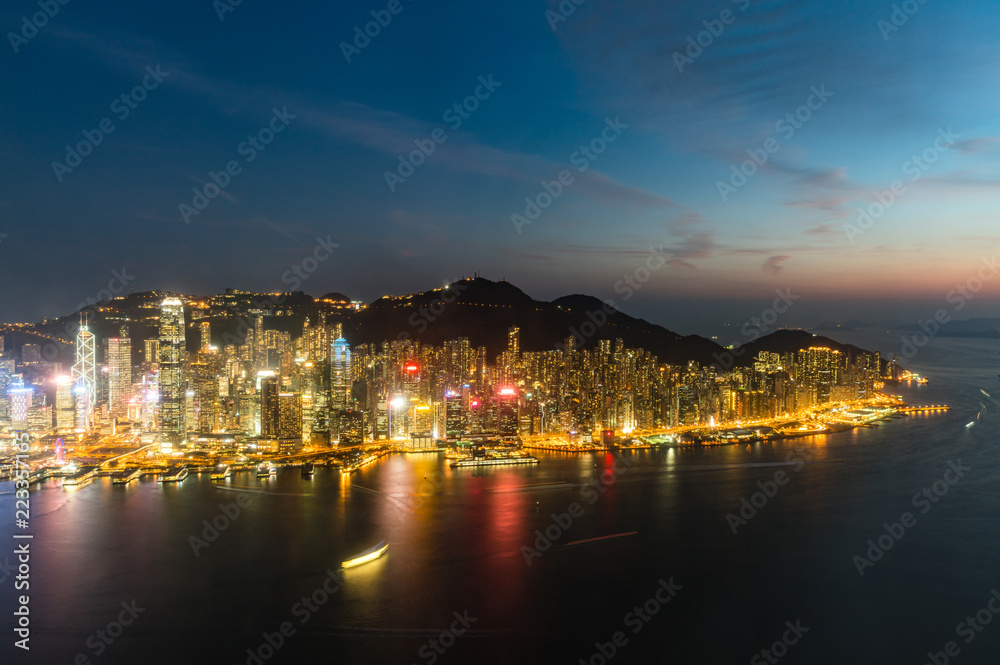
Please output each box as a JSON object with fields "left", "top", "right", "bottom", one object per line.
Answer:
{"left": 2, "top": 279, "right": 886, "bottom": 368}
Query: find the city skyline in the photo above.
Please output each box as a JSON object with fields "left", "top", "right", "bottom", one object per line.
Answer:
{"left": 0, "top": 292, "right": 894, "bottom": 447}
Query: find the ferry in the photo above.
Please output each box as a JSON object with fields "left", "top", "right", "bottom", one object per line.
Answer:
{"left": 63, "top": 466, "right": 98, "bottom": 486}
{"left": 450, "top": 453, "right": 539, "bottom": 469}
{"left": 28, "top": 468, "right": 52, "bottom": 485}
{"left": 443, "top": 451, "right": 469, "bottom": 460}
{"left": 112, "top": 467, "right": 144, "bottom": 484}
{"left": 342, "top": 540, "right": 388, "bottom": 569}
{"left": 301, "top": 462, "right": 314, "bottom": 478}
{"left": 257, "top": 463, "right": 276, "bottom": 478}
{"left": 159, "top": 466, "right": 189, "bottom": 483}
{"left": 210, "top": 464, "right": 231, "bottom": 480}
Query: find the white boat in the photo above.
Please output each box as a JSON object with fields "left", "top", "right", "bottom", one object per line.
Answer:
{"left": 342, "top": 540, "right": 388, "bottom": 568}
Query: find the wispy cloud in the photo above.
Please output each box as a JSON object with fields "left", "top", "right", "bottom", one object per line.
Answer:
{"left": 804, "top": 223, "right": 841, "bottom": 237}
{"left": 300, "top": 103, "right": 677, "bottom": 210}
{"left": 954, "top": 137, "right": 1000, "bottom": 154}
{"left": 762, "top": 255, "right": 791, "bottom": 273}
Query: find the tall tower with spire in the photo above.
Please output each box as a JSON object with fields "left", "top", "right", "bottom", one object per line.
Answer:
{"left": 72, "top": 314, "right": 97, "bottom": 430}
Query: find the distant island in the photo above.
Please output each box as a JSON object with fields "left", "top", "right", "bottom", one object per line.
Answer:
{"left": 895, "top": 317, "right": 1000, "bottom": 339}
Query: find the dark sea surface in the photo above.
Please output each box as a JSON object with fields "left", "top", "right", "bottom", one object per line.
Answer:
{"left": 3, "top": 333, "right": 999, "bottom": 664}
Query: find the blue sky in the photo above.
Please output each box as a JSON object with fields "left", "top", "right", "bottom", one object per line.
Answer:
{"left": 1, "top": 0, "right": 998, "bottom": 335}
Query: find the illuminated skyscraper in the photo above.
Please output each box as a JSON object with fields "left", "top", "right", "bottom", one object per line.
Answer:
{"left": 497, "top": 387, "right": 518, "bottom": 436}
{"left": 260, "top": 374, "right": 279, "bottom": 438}
{"left": 374, "top": 400, "right": 388, "bottom": 440}
{"left": 28, "top": 402, "right": 52, "bottom": 432}
{"left": 253, "top": 315, "right": 267, "bottom": 372}
{"left": 445, "top": 390, "right": 463, "bottom": 439}
{"left": 72, "top": 316, "right": 97, "bottom": 429}
{"left": 9, "top": 383, "right": 32, "bottom": 430}
{"left": 798, "top": 347, "right": 841, "bottom": 404}
{"left": 73, "top": 384, "right": 90, "bottom": 431}
{"left": 676, "top": 385, "right": 698, "bottom": 426}
{"left": 55, "top": 375, "right": 75, "bottom": 431}
{"left": 159, "top": 298, "right": 187, "bottom": 444}
{"left": 185, "top": 390, "right": 196, "bottom": 431}
{"left": 402, "top": 361, "right": 420, "bottom": 404}
{"left": 143, "top": 338, "right": 160, "bottom": 372}
{"left": 200, "top": 321, "right": 212, "bottom": 351}
{"left": 0, "top": 357, "right": 14, "bottom": 422}
{"left": 501, "top": 327, "right": 520, "bottom": 384}
{"left": 298, "top": 360, "right": 315, "bottom": 442}
{"left": 237, "top": 391, "right": 259, "bottom": 436}
{"left": 621, "top": 392, "right": 635, "bottom": 433}
{"left": 278, "top": 393, "right": 302, "bottom": 439}
{"left": 338, "top": 409, "right": 364, "bottom": 445}
{"left": 411, "top": 403, "right": 433, "bottom": 434}
{"left": 858, "top": 352, "right": 880, "bottom": 398}
{"left": 309, "top": 361, "right": 331, "bottom": 444}
{"left": 466, "top": 395, "right": 482, "bottom": 434}
{"left": 444, "top": 337, "right": 472, "bottom": 386}
{"left": 331, "top": 337, "right": 351, "bottom": 411}
{"left": 303, "top": 314, "right": 332, "bottom": 363}
{"left": 105, "top": 326, "right": 132, "bottom": 419}
{"left": 191, "top": 352, "right": 221, "bottom": 433}
{"left": 754, "top": 351, "right": 781, "bottom": 375}
{"left": 21, "top": 344, "right": 42, "bottom": 363}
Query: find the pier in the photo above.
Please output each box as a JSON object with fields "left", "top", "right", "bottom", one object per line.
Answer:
{"left": 112, "top": 467, "right": 145, "bottom": 484}
{"left": 897, "top": 405, "right": 950, "bottom": 413}
{"left": 63, "top": 466, "right": 99, "bottom": 487}
{"left": 341, "top": 449, "right": 391, "bottom": 475}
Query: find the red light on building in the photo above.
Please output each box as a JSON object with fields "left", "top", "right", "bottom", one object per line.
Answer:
{"left": 471, "top": 399, "right": 479, "bottom": 408}
{"left": 405, "top": 364, "right": 419, "bottom": 373}
{"left": 499, "top": 387, "right": 516, "bottom": 396}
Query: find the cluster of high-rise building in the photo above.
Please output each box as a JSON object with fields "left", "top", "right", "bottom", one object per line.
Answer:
{"left": 0, "top": 296, "right": 887, "bottom": 451}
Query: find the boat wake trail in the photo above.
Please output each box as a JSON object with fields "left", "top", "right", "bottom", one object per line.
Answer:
{"left": 563, "top": 531, "right": 638, "bottom": 549}
{"left": 297, "top": 625, "right": 510, "bottom": 638}
{"left": 676, "top": 461, "right": 835, "bottom": 471}
{"left": 489, "top": 481, "right": 573, "bottom": 494}
{"left": 214, "top": 484, "right": 312, "bottom": 497}
{"left": 352, "top": 484, "right": 416, "bottom": 514}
